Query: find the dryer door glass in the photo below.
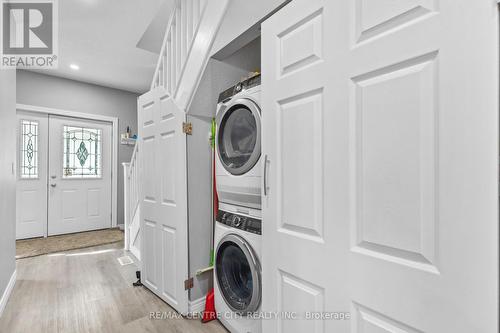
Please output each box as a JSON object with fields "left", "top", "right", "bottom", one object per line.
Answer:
{"left": 218, "top": 101, "right": 261, "bottom": 175}
{"left": 216, "top": 236, "right": 261, "bottom": 313}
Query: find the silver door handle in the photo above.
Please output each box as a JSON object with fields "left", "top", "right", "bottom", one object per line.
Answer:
{"left": 50, "top": 183, "right": 57, "bottom": 188}
{"left": 263, "top": 155, "right": 268, "bottom": 196}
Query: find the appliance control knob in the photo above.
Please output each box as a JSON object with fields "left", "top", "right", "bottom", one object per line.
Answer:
{"left": 233, "top": 216, "right": 242, "bottom": 227}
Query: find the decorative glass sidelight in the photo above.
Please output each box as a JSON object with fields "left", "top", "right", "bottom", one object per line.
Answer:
{"left": 20, "top": 120, "right": 39, "bottom": 178}
{"left": 63, "top": 126, "right": 102, "bottom": 178}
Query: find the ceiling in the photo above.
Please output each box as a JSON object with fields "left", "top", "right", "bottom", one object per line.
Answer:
{"left": 136, "top": 0, "right": 174, "bottom": 55}
{"left": 29, "top": 0, "right": 174, "bottom": 94}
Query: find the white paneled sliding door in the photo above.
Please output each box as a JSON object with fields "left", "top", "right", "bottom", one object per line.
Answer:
{"left": 16, "top": 113, "right": 113, "bottom": 239}
{"left": 262, "top": 0, "right": 498, "bottom": 332}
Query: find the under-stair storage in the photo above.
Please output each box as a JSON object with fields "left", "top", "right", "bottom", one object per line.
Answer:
{"left": 133, "top": 0, "right": 267, "bottom": 315}
{"left": 186, "top": 38, "right": 262, "bottom": 308}
{"left": 137, "top": 28, "right": 262, "bottom": 316}
{"left": 136, "top": 0, "right": 231, "bottom": 315}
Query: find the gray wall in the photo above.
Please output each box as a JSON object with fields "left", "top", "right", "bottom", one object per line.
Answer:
{"left": 211, "top": 0, "right": 287, "bottom": 57}
{"left": 16, "top": 70, "right": 139, "bottom": 226}
{"left": 211, "top": 0, "right": 289, "bottom": 60}
{"left": 221, "top": 37, "right": 261, "bottom": 73}
{"left": 187, "top": 39, "right": 260, "bottom": 302}
{"left": 0, "top": 69, "right": 17, "bottom": 302}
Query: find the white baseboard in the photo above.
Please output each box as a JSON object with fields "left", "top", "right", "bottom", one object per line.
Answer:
{"left": 130, "top": 244, "right": 141, "bottom": 262}
{"left": 189, "top": 296, "right": 206, "bottom": 315}
{"left": 0, "top": 270, "right": 16, "bottom": 317}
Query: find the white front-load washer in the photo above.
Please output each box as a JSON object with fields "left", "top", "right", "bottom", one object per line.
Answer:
{"left": 216, "top": 75, "right": 262, "bottom": 210}
{"left": 214, "top": 202, "right": 262, "bottom": 333}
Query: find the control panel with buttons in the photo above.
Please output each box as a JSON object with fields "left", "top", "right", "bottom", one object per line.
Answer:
{"left": 217, "top": 74, "right": 261, "bottom": 103}
{"left": 216, "top": 210, "right": 262, "bottom": 235}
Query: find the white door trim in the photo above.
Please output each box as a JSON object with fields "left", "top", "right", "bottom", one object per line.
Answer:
{"left": 16, "top": 103, "right": 119, "bottom": 228}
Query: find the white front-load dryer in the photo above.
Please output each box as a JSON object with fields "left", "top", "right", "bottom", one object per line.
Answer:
{"left": 214, "top": 202, "right": 262, "bottom": 333}
{"left": 216, "top": 75, "right": 262, "bottom": 210}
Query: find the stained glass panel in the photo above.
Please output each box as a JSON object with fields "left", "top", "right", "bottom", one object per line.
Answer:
{"left": 20, "top": 120, "right": 39, "bottom": 178}
{"left": 63, "top": 126, "right": 102, "bottom": 178}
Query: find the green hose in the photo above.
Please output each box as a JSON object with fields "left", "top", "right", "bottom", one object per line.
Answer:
{"left": 210, "top": 118, "right": 216, "bottom": 148}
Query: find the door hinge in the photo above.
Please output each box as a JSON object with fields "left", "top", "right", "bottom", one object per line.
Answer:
{"left": 184, "top": 277, "right": 194, "bottom": 290}
{"left": 182, "top": 122, "right": 193, "bottom": 135}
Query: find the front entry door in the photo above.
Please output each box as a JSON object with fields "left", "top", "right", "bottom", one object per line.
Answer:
{"left": 262, "top": 0, "right": 498, "bottom": 332}
{"left": 48, "top": 115, "right": 112, "bottom": 236}
{"left": 16, "top": 112, "right": 48, "bottom": 239}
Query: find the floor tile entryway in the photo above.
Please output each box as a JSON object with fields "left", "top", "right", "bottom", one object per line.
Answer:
{"left": 16, "top": 229, "right": 124, "bottom": 259}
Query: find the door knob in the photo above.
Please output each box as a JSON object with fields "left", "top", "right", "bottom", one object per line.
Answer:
{"left": 50, "top": 183, "right": 57, "bottom": 187}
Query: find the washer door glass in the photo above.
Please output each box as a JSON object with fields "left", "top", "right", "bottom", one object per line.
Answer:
{"left": 218, "top": 100, "right": 261, "bottom": 175}
{"left": 216, "top": 236, "right": 261, "bottom": 313}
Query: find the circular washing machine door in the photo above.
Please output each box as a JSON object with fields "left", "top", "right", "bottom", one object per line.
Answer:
{"left": 217, "top": 98, "right": 261, "bottom": 176}
{"left": 215, "top": 234, "right": 261, "bottom": 314}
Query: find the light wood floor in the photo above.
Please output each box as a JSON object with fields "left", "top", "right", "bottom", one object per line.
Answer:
{"left": 0, "top": 242, "right": 227, "bottom": 333}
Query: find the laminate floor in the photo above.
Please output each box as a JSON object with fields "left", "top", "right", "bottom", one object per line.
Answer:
{"left": 0, "top": 242, "right": 227, "bottom": 333}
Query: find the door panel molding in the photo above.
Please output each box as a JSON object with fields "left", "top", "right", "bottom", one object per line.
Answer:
{"left": 262, "top": 0, "right": 498, "bottom": 332}
{"left": 138, "top": 87, "right": 190, "bottom": 315}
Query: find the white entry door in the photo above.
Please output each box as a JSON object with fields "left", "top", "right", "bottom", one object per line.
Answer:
{"left": 262, "top": 0, "right": 498, "bottom": 332}
{"left": 138, "top": 88, "right": 189, "bottom": 315}
{"left": 16, "top": 112, "right": 48, "bottom": 239}
{"left": 48, "top": 115, "right": 112, "bottom": 236}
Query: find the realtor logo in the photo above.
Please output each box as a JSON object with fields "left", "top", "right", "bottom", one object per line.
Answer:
{"left": 1, "top": 0, "right": 58, "bottom": 68}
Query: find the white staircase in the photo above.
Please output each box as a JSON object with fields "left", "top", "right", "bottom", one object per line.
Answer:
{"left": 151, "top": 0, "right": 206, "bottom": 92}
{"left": 123, "top": 143, "right": 140, "bottom": 260}
{"left": 125, "top": 0, "right": 228, "bottom": 266}
{"left": 151, "top": 0, "right": 228, "bottom": 110}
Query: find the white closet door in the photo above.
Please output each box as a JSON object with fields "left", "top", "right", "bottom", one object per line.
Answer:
{"left": 48, "top": 115, "right": 112, "bottom": 236}
{"left": 16, "top": 112, "right": 48, "bottom": 240}
{"left": 262, "top": 0, "right": 498, "bottom": 332}
{"left": 138, "top": 87, "right": 189, "bottom": 314}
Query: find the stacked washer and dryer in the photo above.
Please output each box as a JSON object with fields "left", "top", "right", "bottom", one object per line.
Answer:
{"left": 214, "top": 74, "right": 263, "bottom": 333}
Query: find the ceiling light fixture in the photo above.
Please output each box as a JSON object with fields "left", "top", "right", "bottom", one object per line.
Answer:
{"left": 70, "top": 64, "right": 80, "bottom": 70}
